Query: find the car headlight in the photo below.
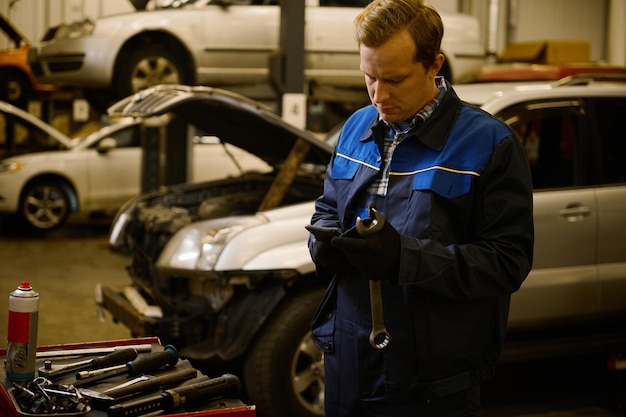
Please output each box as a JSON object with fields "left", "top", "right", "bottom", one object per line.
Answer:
{"left": 0, "top": 160, "right": 23, "bottom": 173}
{"left": 108, "top": 191, "right": 166, "bottom": 249}
{"left": 157, "top": 215, "right": 268, "bottom": 271}
{"left": 108, "top": 211, "right": 130, "bottom": 249}
{"left": 55, "top": 20, "right": 95, "bottom": 39}
{"left": 108, "top": 198, "right": 144, "bottom": 249}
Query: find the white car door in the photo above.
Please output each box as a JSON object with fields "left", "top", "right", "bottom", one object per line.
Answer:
{"left": 591, "top": 97, "right": 626, "bottom": 315}
{"left": 511, "top": 189, "right": 599, "bottom": 325}
{"left": 84, "top": 128, "right": 142, "bottom": 211}
{"left": 193, "top": 5, "right": 279, "bottom": 85}
{"left": 596, "top": 186, "right": 626, "bottom": 313}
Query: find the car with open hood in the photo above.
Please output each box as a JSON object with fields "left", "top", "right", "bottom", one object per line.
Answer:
{"left": 102, "top": 84, "right": 333, "bottom": 417}
{"left": 101, "top": 76, "right": 626, "bottom": 417}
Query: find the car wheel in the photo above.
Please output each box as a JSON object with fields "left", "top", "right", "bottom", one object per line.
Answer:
{"left": 0, "top": 69, "right": 31, "bottom": 109}
{"left": 115, "top": 45, "right": 190, "bottom": 99}
{"left": 19, "top": 181, "right": 73, "bottom": 231}
{"left": 243, "top": 288, "right": 325, "bottom": 417}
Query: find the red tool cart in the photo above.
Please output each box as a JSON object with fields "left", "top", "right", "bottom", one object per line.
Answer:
{"left": 1, "top": 337, "right": 256, "bottom": 417}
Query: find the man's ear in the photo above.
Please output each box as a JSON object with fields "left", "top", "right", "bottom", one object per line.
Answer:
{"left": 430, "top": 53, "right": 445, "bottom": 78}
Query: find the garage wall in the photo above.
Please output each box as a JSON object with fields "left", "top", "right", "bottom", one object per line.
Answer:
{"left": 506, "top": 0, "right": 609, "bottom": 62}
{"left": 608, "top": 0, "right": 626, "bottom": 64}
{"left": 1, "top": 0, "right": 136, "bottom": 46}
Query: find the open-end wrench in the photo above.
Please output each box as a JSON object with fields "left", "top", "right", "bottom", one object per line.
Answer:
{"left": 356, "top": 206, "right": 392, "bottom": 349}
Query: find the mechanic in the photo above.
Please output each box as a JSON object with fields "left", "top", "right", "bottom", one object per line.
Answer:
{"left": 306, "top": 0, "right": 534, "bottom": 416}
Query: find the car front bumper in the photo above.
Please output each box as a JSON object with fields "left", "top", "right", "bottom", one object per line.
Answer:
{"left": 99, "top": 285, "right": 159, "bottom": 339}
{"left": 28, "top": 37, "right": 115, "bottom": 88}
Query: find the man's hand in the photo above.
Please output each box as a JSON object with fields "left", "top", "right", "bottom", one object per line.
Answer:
{"left": 307, "top": 225, "right": 354, "bottom": 275}
{"left": 331, "top": 221, "right": 401, "bottom": 281}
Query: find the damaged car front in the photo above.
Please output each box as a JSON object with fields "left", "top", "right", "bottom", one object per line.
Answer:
{"left": 102, "top": 84, "right": 333, "bottom": 417}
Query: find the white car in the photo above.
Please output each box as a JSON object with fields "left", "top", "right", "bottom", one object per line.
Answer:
{"left": 0, "top": 98, "right": 270, "bottom": 231}
{"left": 28, "top": 0, "right": 485, "bottom": 111}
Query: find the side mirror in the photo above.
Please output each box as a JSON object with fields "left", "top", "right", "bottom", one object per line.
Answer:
{"left": 97, "top": 137, "right": 118, "bottom": 154}
{"left": 129, "top": 0, "right": 150, "bottom": 10}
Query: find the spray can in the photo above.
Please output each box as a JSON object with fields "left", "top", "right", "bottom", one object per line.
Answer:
{"left": 5, "top": 281, "right": 39, "bottom": 381}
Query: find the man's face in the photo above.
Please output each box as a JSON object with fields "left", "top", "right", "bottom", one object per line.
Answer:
{"left": 359, "top": 28, "right": 443, "bottom": 123}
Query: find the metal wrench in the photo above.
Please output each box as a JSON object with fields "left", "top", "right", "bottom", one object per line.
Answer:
{"left": 38, "top": 347, "right": 139, "bottom": 378}
{"left": 356, "top": 206, "right": 391, "bottom": 349}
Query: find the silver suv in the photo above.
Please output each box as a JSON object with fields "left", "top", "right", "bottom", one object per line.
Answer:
{"left": 455, "top": 75, "right": 626, "bottom": 361}
{"left": 103, "top": 75, "right": 626, "bottom": 417}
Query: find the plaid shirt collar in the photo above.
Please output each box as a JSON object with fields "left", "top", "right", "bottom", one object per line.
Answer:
{"left": 382, "top": 76, "right": 447, "bottom": 137}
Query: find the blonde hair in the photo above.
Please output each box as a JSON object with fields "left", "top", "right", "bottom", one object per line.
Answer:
{"left": 354, "top": 0, "right": 444, "bottom": 69}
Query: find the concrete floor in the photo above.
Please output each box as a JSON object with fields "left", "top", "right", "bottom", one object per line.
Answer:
{"left": 0, "top": 216, "right": 132, "bottom": 347}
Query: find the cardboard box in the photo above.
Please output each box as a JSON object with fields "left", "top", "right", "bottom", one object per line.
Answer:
{"left": 499, "top": 40, "right": 591, "bottom": 64}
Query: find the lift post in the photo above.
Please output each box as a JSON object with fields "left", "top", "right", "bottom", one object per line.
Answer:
{"left": 269, "top": 0, "right": 306, "bottom": 129}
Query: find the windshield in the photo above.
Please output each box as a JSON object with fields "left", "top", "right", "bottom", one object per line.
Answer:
{"left": 68, "top": 116, "right": 138, "bottom": 147}
{"left": 69, "top": 121, "right": 106, "bottom": 143}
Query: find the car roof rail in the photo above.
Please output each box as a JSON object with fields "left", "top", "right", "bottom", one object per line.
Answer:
{"left": 554, "top": 73, "right": 626, "bottom": 87}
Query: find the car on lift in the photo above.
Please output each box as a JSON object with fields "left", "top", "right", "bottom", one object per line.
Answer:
{"left": 26, "top": 0, "right": 485, "bottom": 112}
{"left": 0, "top": 97, "right": 271, "bottom": 231}
{"left": 101, "top": 75, "right": 626, "bottom": 417}
{"left": 0, "top": 12, "right": 59, "bottom": 108}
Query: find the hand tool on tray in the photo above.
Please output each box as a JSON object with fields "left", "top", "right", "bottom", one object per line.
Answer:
{"left": 78, "top": 367, "right": 198, "bottom": 408}
{"left": 107, "top": 373, "right": 242, "bottom": 417}
{"left": 11, "top": 380, "right": 91, "bottom": 414}
{"left": 74, "top": 344, "right": 178, "bottom": 386}
{"left": 35, "top": 343, "right": 153, "bottom": 359}
{"left": 38, "top": 348, "right": 139, "bottom": 378}
{"left": 356, "top": 206, "right": 392, "bottom": 349}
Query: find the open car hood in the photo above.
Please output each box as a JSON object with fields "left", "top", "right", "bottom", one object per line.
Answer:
{"left": 107, "top": 84, "right": 333, "bottom": 168}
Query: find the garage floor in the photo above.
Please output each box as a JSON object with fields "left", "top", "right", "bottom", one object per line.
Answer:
{"left": 0, "top": 215, "right": 131, "bottom": 346}
{"left": 0, "top": 214, "right": 624, "bottom": 417}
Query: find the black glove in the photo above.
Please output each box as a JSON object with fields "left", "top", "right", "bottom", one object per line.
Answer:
{"left": 330, "top": 221, "right": 401, "bottom": 281}
{"left": 306, "top": 225, "right": 354, "bottom": 275}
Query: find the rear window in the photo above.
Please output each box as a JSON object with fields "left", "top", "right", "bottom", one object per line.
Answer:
{"left": 591, "top": 98, "right": 626, "bottom": 184}
{"left": 497, "top": 96, "right": 626, "bottom": 189}
{"left": 498, "top": 100, "right": 581, "bottom": 189}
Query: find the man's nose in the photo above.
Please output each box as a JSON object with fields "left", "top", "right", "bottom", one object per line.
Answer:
{"left": 372, "top": 83, "right": 390, "bottom": 103}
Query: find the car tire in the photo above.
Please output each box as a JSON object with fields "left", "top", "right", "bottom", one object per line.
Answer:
{"left": 243, "top": 287, "right": 326, "bottom": 417}
{"left": 19, "top": 180, "right": 73, "bottom": 231}
{"left": 114, "top": 44, "right": 191, "bottom": 100}
{"left": 0, "top": 69, "right": 31, "bottom": 109}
